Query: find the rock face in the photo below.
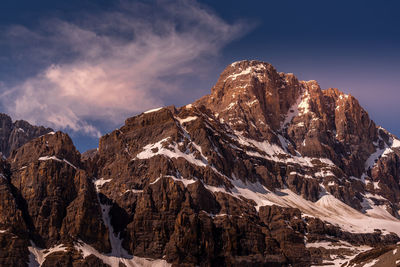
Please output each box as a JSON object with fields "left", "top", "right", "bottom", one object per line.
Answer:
{"left": 0, "top": 113, "right": 53, "bottom": 157}
{"left": 1, "top": 60, "right": 400, "bottom": 266}
{"left": 0, "top": 132, "right": 110, "bottom": 266}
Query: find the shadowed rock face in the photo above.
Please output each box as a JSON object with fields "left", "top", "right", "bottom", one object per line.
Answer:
{"left": 0, "top": 113, "right": 53, "bottom": 158}
{"left": 0, "top": 132, "right": 111, "bottom": 266}
{"left": 1, "top": 60, "right": 400, "bottom": 266}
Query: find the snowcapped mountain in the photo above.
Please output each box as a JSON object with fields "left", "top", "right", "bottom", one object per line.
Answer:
{"left": 1, "top": 60, "right": 400, "bottom": 266}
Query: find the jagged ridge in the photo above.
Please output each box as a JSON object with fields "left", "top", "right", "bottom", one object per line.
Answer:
{"left": 1, "top": 61, "right": 400, "bottom": 267}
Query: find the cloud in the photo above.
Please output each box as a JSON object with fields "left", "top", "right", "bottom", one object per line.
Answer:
{"left": 0, "top": 0, "right": 249, "bottom": 137}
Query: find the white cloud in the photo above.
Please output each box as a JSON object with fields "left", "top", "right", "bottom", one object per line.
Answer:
{"left": 1, "top": 0, "right": 249, "bottom": 136}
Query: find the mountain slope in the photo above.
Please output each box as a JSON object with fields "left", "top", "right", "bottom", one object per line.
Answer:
{"left": 1, "top": 60, "right": 400, "bottom": 267}
{"left": 0, "top": 114, "right": 53, "bottom": 157}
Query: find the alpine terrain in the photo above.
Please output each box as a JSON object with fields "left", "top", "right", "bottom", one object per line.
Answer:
{"left": 1, "top": 60, "right": 400, "bottom": 267}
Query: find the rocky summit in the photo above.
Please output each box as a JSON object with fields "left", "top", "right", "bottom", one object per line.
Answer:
{"left": 0, "top": 114, "right": 53, "bottom": 158}
{"left": 1, "top": 60, "right": 400, "bottom": 267}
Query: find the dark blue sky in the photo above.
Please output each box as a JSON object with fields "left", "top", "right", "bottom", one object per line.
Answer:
{"left": 0, "top": 0, "right": 399, "bottom": 152}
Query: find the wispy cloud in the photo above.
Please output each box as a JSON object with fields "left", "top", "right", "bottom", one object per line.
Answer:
{"left": 0, "top": 0, "right": 250, "bottom": 136}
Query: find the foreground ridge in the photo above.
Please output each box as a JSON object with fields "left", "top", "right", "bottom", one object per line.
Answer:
{"left": 1, "top": 60, "right": 400, "bottom": 267}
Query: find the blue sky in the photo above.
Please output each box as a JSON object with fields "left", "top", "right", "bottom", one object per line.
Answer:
{"left": 0, "top": 0, "right": 399, "bottom": 152}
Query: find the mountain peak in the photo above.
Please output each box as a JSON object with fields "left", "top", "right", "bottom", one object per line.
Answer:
{"left": 0, "top": 113, "right": 53, "bottom": 157}
{"left": 193, "top": 61, "right": 382, "bottom": 178}
{"left": 2, "top": 60, "right": 400, "bottom": 266}
{"left": 212, "top": 60, "right": 277, "bottom": 94}
{"left": 196, "top": 61, "right": 304, "bottom": 138}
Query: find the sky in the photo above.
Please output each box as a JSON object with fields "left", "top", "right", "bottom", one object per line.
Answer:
{"left": 0, "top": 0, "right": 399, "bottom": 152}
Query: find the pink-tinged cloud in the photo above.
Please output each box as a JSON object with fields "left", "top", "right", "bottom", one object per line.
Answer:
{"left": 1, "top": 0, "right": 249, "bottom": 137}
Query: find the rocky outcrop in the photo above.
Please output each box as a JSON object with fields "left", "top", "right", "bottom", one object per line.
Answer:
{"left": 0, "top": 159, "right": 30, "bottom": 267}
{"left": 195, "top": 61, "right": 378, "bottom": 178}
{"left": 0, "top": 159, "right": 26, "bottom": 235}
{"left": 0, "top": 132, "right": 111, "bottom": 266}
{"left": 60, "top": 170, "right": 111, "bottom": 252}
{"left": 9, "top": 132, "right": 81, "bottom": 247}
{"left": 0, "top": 113, "right": 53, "bottom": 157}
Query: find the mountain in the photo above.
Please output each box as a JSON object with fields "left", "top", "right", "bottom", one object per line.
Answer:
{"left": 0, "top": 114, "right": 53, "bottom": 158}
{"left": 1, "top": 60, "right": 400, "bottom": 267}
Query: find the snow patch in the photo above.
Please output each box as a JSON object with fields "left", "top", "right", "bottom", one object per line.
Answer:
{"left": 234, "top": 133, "right": 334, "bottom": 169}
{"left": 365, "top": 133, "right": 400, "bottom": 171}
{"left": 88, "top": 185, "right": 169, "bottom": 267}
{"left": 373, "top": 182, "right": 380, "bottom": 190}
{"left": 281, "top": 93, "right": 302, "bottom": 128}
{"left": 125, "top": 189, "right": 143, "bottom": 194}
{"left": 226, "top": 67, "right": 253, "bottom": 81}
{"left": 94, "top": 178, "right": 112, "bottom": 192}
{"left": 225, "top": 102, "right": 236, "bottom": 110}
{"left": 148, "top": 174, "right": 198, "bottom": 188}
{"left": 28, "top": 242, "right": 67, "bottom": 267}
{"left": 247, "top": 99, "right": 258, "bottom": 107}
{"left": 144, "top": 107, "right": 163, "bottom": 114}
{"left": 99, "top": 201, "right": 127, "bottom": 257}
{"left": 298, "top": 90, "right": 311, "bottom": 115}
{"left": 38, "top": 156, "right": 62, "bottom": 163}
{"left": 38, "top": 156, "right": 77, "bottom": 169}
{"left": 75, "top": 241, "right": 170, "bottom": 267}
{"left": 392, "top": 138, "right": 400, "bottom": 148}
{"left": 277, "top": 134, "right": 289, "bottom": 152}
{"left": 136, "top": 138, "right": 207, "bottom": 168}
{"left": 309, "top": 242, "right": 371, "bottom": 267}
{"left": 306, "top": 240, "right": 369, "bottom": 252}
{"left": 315, "top": 170, "right": 336, "bottom": 178}
{"left": 169, "top": 175, "right": 197, "bottom": 187}
{"left": 225, "top": 63, "right": 267, "bottom": 82}
{"left": 362, "top": 258, "right": 379, "bottom": 267}
{"left": 361, "top": 195, "right": 395, "bottom": 222}
{"left": 149, "top": 177, "right": 161, "bottom": 185}
{"left": 176, "top": 116, "right": 198, "bottom": 124}
{"left": 365, "top": 146, "right": 389, "bottom": 170}
{"left": 206, "top": 179, "right": 400, "bottom": 236}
